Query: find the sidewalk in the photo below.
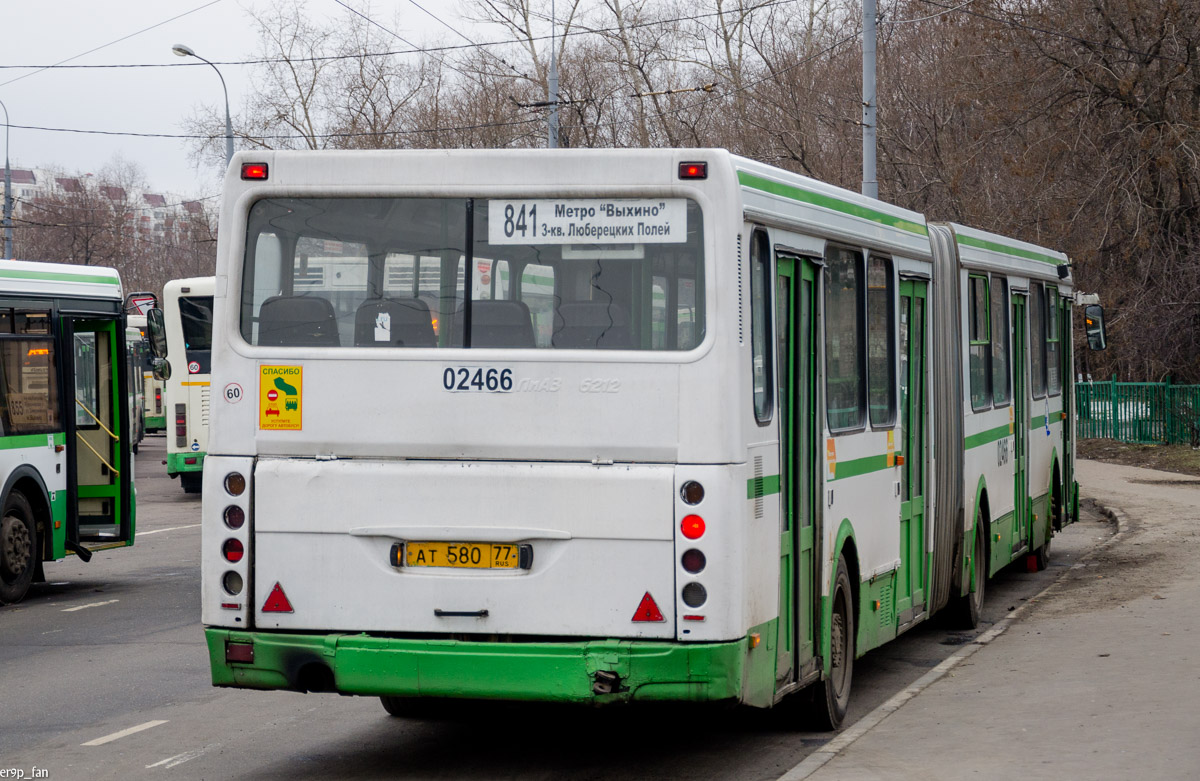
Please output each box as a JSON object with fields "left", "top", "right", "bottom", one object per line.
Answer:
{"left": 797, "top": 460, "right": 1200, "bottom": 781}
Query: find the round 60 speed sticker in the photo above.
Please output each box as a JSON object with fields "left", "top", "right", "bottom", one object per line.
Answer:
{"left": 223, "top": 383, "right": 244, "bottom": 403}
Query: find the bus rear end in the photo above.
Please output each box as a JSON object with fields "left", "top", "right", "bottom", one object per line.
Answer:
{"left": 202, "top": 150, "right": 777, "bottom": 706}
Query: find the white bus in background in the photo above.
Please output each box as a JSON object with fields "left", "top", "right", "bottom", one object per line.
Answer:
{"left": 128, "top": 313, "right": 165, "bottom": 434}
{"left": 196, "top": 149, "right": 1104, "bottom": 727}
{"left": 155, "top": 277, "right": 214, "bottom": 493}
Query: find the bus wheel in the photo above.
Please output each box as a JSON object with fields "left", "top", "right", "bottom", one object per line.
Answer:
{"left": 1032, "top": 537, "right": 1051, "bottom": 572}
{"left": 0, "top": 491, "right": 37, "bottom": 605}
{"left": 810, "top": 554, "right": 854, "bottom": 730}
{"left": 948, "top": 523, "right": 985, "bottom": 629}
{"left": 181, "top": 473, "right": 203, "bottom": 494}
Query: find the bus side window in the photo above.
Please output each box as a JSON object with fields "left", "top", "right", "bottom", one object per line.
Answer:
{"left": 866, "top": 256, "right": 895, "bottom": 427}
{"left": 1030, "top": 282, "right": 1047, "bottom": 398}
{"left": 825, "top": 245, "right": 864, "bottom": 431}
{"left": 750, "top": 230, "right": 773, "bottom": 424}
{"left": 968, "top": 275, "right": 991, "bottom": 410}
{"left": 1046, "top": 285, "right": 1061, "bottom": 396}
{"left": 0, "top": 337, "right": 59, "bottom": 433}
{"left": 990, "top": 276, "right": 1011, "bottom": 405}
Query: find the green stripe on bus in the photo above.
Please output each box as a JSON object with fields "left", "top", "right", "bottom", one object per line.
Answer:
{"left": 738, "top": 171, "right": 929, "bottom": 237}
{"left": 955, "top": 234, "right": 1063, "bottom": 266}
{"left": 964, "top": 423, "right": 1011, "bottom": 450}
{"left": 0, "top": 268, "right": 121, "bottom": 285}
{"left": 831, "top": 453, "right": 891, "bottom": 481}
{"left": 0, "top": 432, "right": 66, "bottom": 450}
{"left": 747, "top": 474, "right": 781, "bottom": 499}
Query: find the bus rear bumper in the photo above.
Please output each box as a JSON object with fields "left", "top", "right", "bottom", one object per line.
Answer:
{"left": 205, "top": 628, "right": 748, "bottom": 704}
{"left": 166, "top": 451, "right": 205, "bottom": 476}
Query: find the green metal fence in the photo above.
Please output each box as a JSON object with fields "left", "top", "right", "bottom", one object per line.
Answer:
{"left": 1076, "top": 380, "right": 1200, "bottom": 445}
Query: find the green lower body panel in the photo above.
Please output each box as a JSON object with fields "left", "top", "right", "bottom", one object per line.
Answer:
{"left": 205, "top": 629, "right": 749, "bottom": 705}
{"left": 166, "top": 451, "right": 205, "bottom": 476}
{"left": 145, "top": 415, "right": 166, "bottom": 432}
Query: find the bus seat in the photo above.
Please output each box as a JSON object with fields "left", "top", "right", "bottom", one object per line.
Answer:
{"left": 453, "top": 300, "right": 535, "bottom": 348}
{"left": 258, "top": 295, "right": 340, "bottom": 347}
{"left": 552, "top": 301, "right": 631, "bottom": 349}
{"left": 354, "top": 298, "right": 436, "bottom": 347}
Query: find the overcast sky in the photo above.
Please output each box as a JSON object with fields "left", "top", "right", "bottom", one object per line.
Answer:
{"left": 0, "top": 0, "right": 471, "bottom": 200}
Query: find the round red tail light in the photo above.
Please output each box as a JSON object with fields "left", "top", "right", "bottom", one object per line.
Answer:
{"left": 681, "top": 514, "right": 706, "bottom": 539}
{"left": 222, "top": 539, "right": 244, "bottom": 563}
{"left": 681, "top": 549, "right": 706, "bottom": 573}
{"left": 224, "top": 506, "right": 245, "bottom": 530}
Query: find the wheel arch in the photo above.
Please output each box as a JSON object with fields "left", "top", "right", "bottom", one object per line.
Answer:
{"left": 824, "top": 518, "right": 860, "bottom": 670}
{"left": 970, "top": 474, "right": 992, "bottom": 588}
{"left": 2, "top": 466, "right": 54, "bottom": 561}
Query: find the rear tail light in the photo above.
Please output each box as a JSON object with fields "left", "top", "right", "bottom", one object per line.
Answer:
{"left": 175, "top": 403, "right": 187, "bottom": 447}
{"left": 681, "top": 549, "right": 706, "bottom": 573}
{"left": 224, "top": 506, "right": 245, "bottom": 530}
{"left": 680, "top": 480, "right": 704, "bottom": 505}
{"left": 681, "top": 514, "right": 705, "bottom": 539}
{"left": 224, "top": 472, "right": 246, "bottom": 496}
{"left": 226, "top": 642, "right": 254, "bottom": 663}
{"left": 681, "top": 582, "right": 707, "bottom": 608}
{"left": 222, "top": 571, "right": 244, "bottom": 595}
{"left": 241, "top": 163, "right": 269, "bottom": 180}
{"left": 222, "top": 539, "right": 244, "bottom": 563}
{"left": 678, "top": 162, "right": 708, "bottom": 179}
{"left": 155, "top": 387, "right": 162, "bottom": 413}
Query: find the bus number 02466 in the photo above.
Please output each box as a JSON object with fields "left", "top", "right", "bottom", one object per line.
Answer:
{"left": 443, "top": 367, "right": 514, "bottom": 392}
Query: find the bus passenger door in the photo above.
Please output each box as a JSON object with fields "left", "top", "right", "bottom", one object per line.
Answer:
{"left": 775, "top": 256, "right": 818, "bottom": 685}
{"left": 897, "top": 280, "right": 928, "bottom": 622}
{"left": 63, "top": 318, "right": 131, "bottom": 547}
{"left": 1011, "top": 296, "right": 1028, "bottom": 559}
{"left": 1059, "top": 298, "right": 1075, "bottom": 526}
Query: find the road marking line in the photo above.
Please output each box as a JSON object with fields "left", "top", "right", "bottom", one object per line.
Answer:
{"left": 82, "top": 720, "right": 168, "bottom": 746}
{"left": 61, "top": 599, "right": 119, "bottom": 612}
{"left": 146, "top": 748, "right": 205, "bottom": 769}
{"left": 138, "top": 524, "right": 201, "bottom": 536}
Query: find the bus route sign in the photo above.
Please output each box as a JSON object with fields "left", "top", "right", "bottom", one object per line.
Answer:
{"left": 487, "top": 198, "right": 687, "bottom": 245}
{"left": 259, "top": 365, "right": 302, "bottom": 430}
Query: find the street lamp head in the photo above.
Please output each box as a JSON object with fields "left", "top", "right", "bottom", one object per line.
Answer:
{"left": 172, "top": 44, "right": 196, "bottom": 58}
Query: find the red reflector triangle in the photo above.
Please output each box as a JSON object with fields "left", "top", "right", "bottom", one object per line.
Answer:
{"left": 631, "top": 591, "right": 665, "bottom": 622}
{"left": 262, "top": 582, "right": 294, "bottom": 613}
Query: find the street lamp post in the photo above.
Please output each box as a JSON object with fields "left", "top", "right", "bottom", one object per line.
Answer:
{"left": 1, "top": 99, "right": 13, "bottom": 259}
{"left": 172, "top": 44, "right": 234, "bottom": 167}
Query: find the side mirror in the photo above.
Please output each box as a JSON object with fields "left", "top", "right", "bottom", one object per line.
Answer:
{"left": 1084, "top": 304, "right": 1107, "bottom": 351}
{"left": 152, "top": 357, "right": 172, "bottom": 382}
{"left": 147, "top": 308, "right": 168, "bottom": 359}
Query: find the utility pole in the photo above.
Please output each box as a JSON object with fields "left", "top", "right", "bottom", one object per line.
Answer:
{"left": 862, "top": 0, "right": 878, "bottom": 199}
{"left": 1, "top": 99, "right": 13, "bottom": 259}
{"left": 548, "top": 0, "right": 559, "bottom": 148}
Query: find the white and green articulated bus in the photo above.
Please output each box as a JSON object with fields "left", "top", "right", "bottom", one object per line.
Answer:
{"left": 157, "top": 277, "right": 215, "bottom": 493}
{"left": 198, "top": 149, "right": 1104, "bottom": 727}
{"left": 0, "top": 260, "right": 137, "bottom": 605}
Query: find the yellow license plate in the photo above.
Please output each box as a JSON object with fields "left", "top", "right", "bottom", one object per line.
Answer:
{"left": 404, "top": 542, "right": 521, "bottom": 569}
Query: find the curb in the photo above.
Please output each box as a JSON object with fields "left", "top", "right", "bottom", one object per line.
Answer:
{"left": 777, "top": 502, "right": 1127, "bottom": 781}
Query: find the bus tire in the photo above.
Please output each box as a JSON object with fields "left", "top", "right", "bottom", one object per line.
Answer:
{"left": 181, "top": 472, "right": 203, "bottom": 494}
{"left": 948, "top": 521, "right": 985, "bottom": 629}
{"left": 0, "top": 491, "right": 37, "bottom": 605}
{"left": 809, "top": 554, "right": 854, "bottom": 730}
{"left": 1033, "top": 537, "right": 1051, "bottom": 572}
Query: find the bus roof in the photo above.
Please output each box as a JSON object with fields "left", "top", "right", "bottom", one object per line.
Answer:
{"left": 946, "top": 222, "right": 1070, "bottom": 283}
{"left": 0, "top": 259, "right": 122, "bottom": 300}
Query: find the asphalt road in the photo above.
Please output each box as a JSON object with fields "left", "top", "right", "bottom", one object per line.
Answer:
{"left": 0, "top": 437, "right": 1115, "bottom": 780}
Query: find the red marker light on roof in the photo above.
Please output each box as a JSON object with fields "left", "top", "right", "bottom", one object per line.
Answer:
{"left": 679, "top": 162, "right": 707, "bottom": 180}
{"left": 241, "top": 163, "right": 269, "bottom": 181}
